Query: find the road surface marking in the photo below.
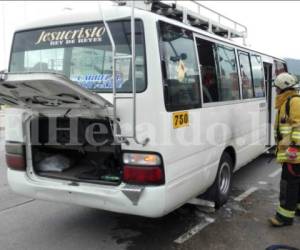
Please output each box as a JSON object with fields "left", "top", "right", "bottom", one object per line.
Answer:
{"left": 258, "top": 181, "right": 268, "bottom": 185}
{"left": 268, "top": 169, "right": 282, "bottom": 178}
{"left": 174, "top": 217, "right": 215, "bottom": 244}
{"left": 0, "top": 199, "right": 35, "bottom": 213}
{"left": 234, "top": 187, "right": 258, "bottom": 202}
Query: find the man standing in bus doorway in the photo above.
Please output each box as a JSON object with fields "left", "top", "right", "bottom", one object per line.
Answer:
{"left": 269, "top": 72, "right": 300, "bottom": 227}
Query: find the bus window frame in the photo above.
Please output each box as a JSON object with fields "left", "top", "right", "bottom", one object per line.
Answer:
{"left": 250, "top": 54, "right": 266, "bottom": 98}
{"left": 237, "top": 50, "right": 255, "bottom": 100}
{"left": 193, "top": 33, "right": 204, "bottom": 108}
{"left": 193, "top": 35, "right": 267, "bottom": 107}
{"left": 8, "top": 18, "right": 149, "bottom": 94}
{"left": 157, "top": 20, "right": 202, "bottom": 112}
{"left": 193, "top": 33, "right": 242, "bottom": 107}
{"left": 214, "top": 43, "right": 241, "bottom": 102}
{"left": 157, "top": 19, "right": 279, "bottom": 110}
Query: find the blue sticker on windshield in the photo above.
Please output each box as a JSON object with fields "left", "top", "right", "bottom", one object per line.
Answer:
{"left": 71, "top": 74, "right": 123, "bottom": 90}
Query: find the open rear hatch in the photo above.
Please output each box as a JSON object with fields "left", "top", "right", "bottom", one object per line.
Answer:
{"left": 1, "top": 73, "right": 123, "bottom": 186}
{"left": 0, "top": 72, "right": 112, "bottom": 109}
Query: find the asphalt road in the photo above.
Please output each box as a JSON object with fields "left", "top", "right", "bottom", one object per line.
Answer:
{"left": 0, "top": 134, "right": 299, "bottom": 250}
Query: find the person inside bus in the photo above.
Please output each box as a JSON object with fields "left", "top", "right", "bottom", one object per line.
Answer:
{"left": 269, "top": 72, "right": 300, "bottom": 227}
{"left": 201, "top": 65, "right": 219, "bottom": 103}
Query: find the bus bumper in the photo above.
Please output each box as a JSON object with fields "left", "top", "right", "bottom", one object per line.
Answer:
{"left": 7, "top": 169, "right": 167, "bottom": 218}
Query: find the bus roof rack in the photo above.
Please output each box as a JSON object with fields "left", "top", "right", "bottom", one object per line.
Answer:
{"left": 114, "top": 0, "right": 248, "bottom": 45}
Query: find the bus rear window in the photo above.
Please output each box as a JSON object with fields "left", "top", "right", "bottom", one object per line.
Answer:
{"left": 9, "top": 20, "right": 147, "bottom": 93}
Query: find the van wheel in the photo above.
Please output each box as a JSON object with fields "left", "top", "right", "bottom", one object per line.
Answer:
{"left": 206, "top": 152, "right": 233, "bottom": 209}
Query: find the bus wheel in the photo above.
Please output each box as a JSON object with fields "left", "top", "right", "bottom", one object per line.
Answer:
{"left": 209, "top": 152, "right": 233, "bottom": 208}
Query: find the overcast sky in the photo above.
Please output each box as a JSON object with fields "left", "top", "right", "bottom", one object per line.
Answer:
{"left": 0, "top": 1, "right": 300, "bottom": 70}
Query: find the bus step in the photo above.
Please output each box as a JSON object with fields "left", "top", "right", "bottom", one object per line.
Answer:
{"left": 188, "top": 198, "right": 215, "bottom": 213}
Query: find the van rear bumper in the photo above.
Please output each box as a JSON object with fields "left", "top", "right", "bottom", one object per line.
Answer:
{"left": 7, "top": 169, "right": 167, "bottom": 218}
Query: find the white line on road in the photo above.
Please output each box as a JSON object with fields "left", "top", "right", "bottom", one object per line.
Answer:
{"left": 0, "top": 199, "right": 35, "bottom": 213}
{"left": 174, "top": 217, "right": 215, "bottom": 244}
{"left": 234, "top": 187, "right": 258, "bottom": 202}
{"left": 268, "top": 168, "right": 282, "bottom": 178}
{"left": 258, "top": 181, "right": 268, "bottom": 185}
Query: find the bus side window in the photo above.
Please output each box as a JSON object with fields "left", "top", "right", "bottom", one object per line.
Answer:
{"left": 159, "top": 21, "right": 201, "bottom": 111}
{"left": 196, "top": 38, "right": 219, "bottom": 103}
{"left": 238, "top": 51, "right": 254, "bottom": 99}
{"left": 251, "top": 55, "right": 265, "bottom": 98}
{"left": 196, "top": 38, "right": 240, "bottom": 103}
{"left": 274, "top": 60, "right": 287, "bottom": 76}
{"left": 215, "top": 45, "right": 240, "bottom": 101}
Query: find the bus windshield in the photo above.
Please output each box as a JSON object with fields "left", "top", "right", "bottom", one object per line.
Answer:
{"left": 9, "top": 20, "right": 146, "bottom": 93}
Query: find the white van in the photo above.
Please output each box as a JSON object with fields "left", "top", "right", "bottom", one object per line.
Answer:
{"left": 2, "top": 1, "right": 287, "bottom": 217}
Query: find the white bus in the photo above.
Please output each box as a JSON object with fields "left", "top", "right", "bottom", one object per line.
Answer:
{"left": 1, "top": 1, "right": 287, "bottom": 217}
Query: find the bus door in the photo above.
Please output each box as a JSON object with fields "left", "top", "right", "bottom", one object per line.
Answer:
{"left": 263, "top": 62, "right": 273, "bottom": 146}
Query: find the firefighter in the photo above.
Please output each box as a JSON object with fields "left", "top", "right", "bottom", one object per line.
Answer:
{"left": 269, "top": 72, "right": 300, "bottom": 227}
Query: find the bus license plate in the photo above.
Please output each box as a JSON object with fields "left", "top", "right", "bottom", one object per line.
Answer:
{"left": 173, "top": 111, "right": 189, "bottom": 129}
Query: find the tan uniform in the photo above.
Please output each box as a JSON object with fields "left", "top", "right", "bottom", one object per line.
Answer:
{"left": 274, "top": 90, "right": 300, "bottom": 223}
{"left": 275, "top": 90, "right": 300, "bottom": 163}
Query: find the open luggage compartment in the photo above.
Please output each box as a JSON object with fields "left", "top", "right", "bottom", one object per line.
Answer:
{"left": 30, "top": 116, "right": 123, "bottom": 186}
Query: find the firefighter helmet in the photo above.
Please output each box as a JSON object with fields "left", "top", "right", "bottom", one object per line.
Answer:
{"left": 274, "top": 73, "right": 299, "bottom": 90}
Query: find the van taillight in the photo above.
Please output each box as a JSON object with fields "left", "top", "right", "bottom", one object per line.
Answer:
{"left": 5, "top": 143, "right": 26, "bottom": 171}
{"left": 122, "top": 153, "right": 165, "bottom": 185}
{"left": 123, "top": 165, "right": 164, "bottom": 185}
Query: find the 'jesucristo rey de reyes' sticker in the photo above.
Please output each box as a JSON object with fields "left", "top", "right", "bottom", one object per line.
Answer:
{"left": 12, "top": 22, "right": 113, "bottom": 53}
{"left": 35, "top": 25, "right": 106, "bottom": 47}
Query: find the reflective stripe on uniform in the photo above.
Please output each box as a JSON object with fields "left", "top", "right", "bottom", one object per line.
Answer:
{"left": 279, "top": 125, "right": 292, "bottom": 135}
{"left": 277, "top": 206, "right": 295, "bottom": 218}
{"left": 277, "top": 154, "right": 287, "bottom": 161}
{"left": 280, "top": 131, "right": 291, "bottom": 135}
{"left": 277, "top": 157, "right": 300, "bottom": 161}
{"left": 291, "top": 131, "right": 300, "bottom": 140}
{"left": 276, "top": 153, "right": 289, "bottom": 161}
{"left": 276, "top": 151, "right": 300, "bottom": 161}
{"left": 277, "top": 158, "right": 288, "bottom": 161}
{"left": 277, "top": 153, "right": 287, "bottom": 156}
